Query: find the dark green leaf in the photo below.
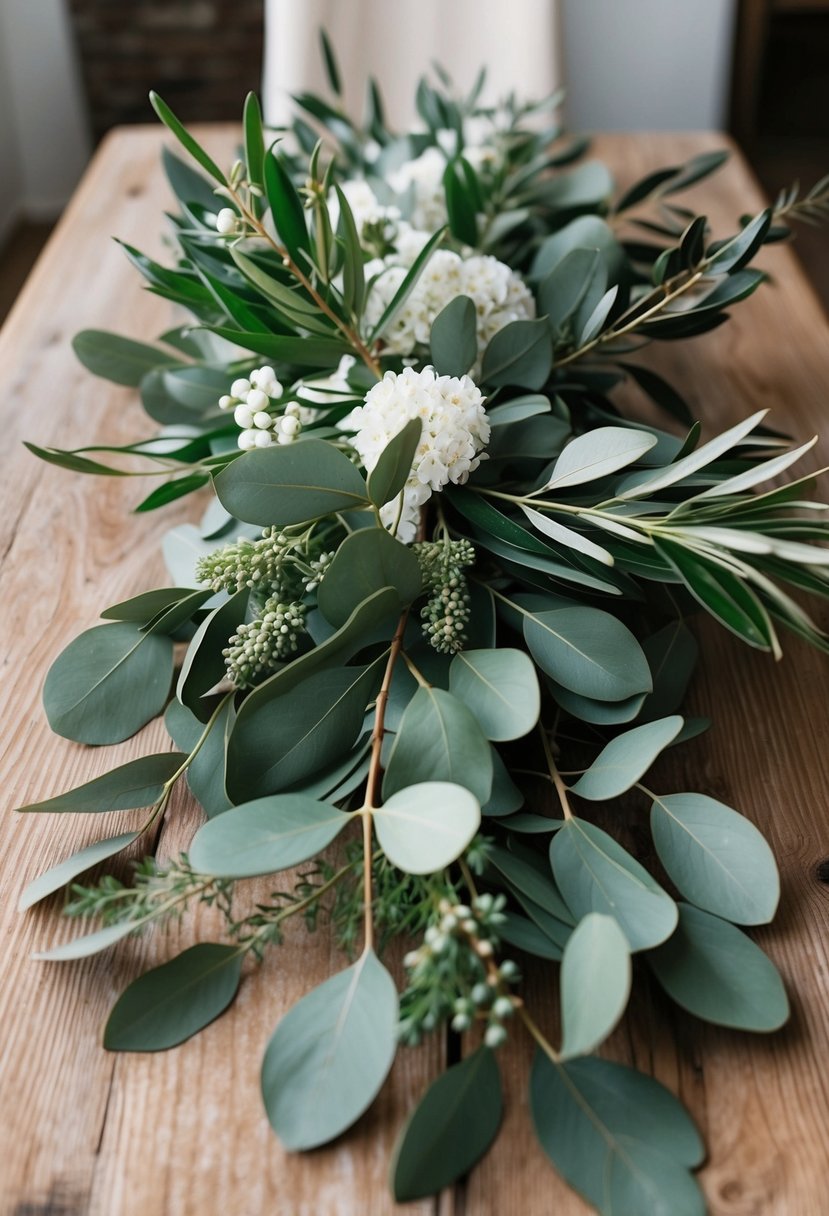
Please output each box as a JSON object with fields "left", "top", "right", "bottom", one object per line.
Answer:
{"left": 481, "top": 318, "right": 552, "bottom": 390}
{"left": 243, "top": 92, "right": 265, "bottom": 188}
{"left": 430, "top": 294, "right": 477, "bottom": 377}
{"left": 177, "top": 587, "right": 249, "bottom": 722}
{"left": 318, "top": 527, "right": 422, "bottom": 627}
{"left": 104, "top": 943, "right": 242, "bottom": 1050}
{"left": 150, "top": 91, "right": 228, "bottom": 185}
{"left": 392, "top": 1048, "right": 502, "bottom": 1200}
{"left": 366, "top": 418, "right": 422, "bottom": 508}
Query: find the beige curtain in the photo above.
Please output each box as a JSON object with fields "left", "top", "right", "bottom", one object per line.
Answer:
{"left": 263, "top": 0, "right": 561, "bottom": 130}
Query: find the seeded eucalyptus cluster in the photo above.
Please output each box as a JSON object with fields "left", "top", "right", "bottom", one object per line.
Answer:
{"left": 17, "top": 33, "right": 829, "bottom": 1216}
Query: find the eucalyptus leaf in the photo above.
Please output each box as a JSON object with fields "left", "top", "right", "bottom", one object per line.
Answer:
{"left": 214, "top": 440, "right": 368, "bottom": 526}
{"left": 44, "top": 624, "right": 174, "bottom": 745}
{"left": 559, "top": 913, "right": 631, "bottom": 1059}
{"left": 551, "top": 818, "right": 677, "bottom": 951}
{"left": 19, "top": 830, "right": 143, "bottom": 911}
{"left": 448, "top": 648, "right": 540, "bottom": 741}
{"left": 34, "top": 921, "right": 139, "bottom": 961}
{"left": 261, "top": 950, "right": 398, "bottom": 1149}
{"left": 317, "top": 527, "right": 422, "bottom": 627}
{"left": 374, "top": 782, "right": 480, "bottom": 873}
{"left": 165, "top": 698, "right": 234, "bottom": 817}
{"left": 189, "top": 794, "right": 349, "bottom": 878}
{"left": 430, "top": 294, "right": 477, "bottom": 377}
{"left": 530, "top": 1053, "right": 705, "bottom": 1216}
{"left": 523, "top": 607, "right": 652, "bottom": 702}
{"left": 14, "top": 752, "right": 184, "bottom": 814}
{"left": 104, "top": 943, "right": 243, "bottom": 1050}
{"left": 177, "top": 588, "right": 249, "bottom": 722}
{"left": 481, "top": 318, "right": 552, "bottom": 390}
{"left": 649, "top": 903, "right": 789, "bottom": 1031}
{"left": 570, "top": 716, "right": 684, "bottom": 801}
{"left": 650, "top": 793, "right": 779, "bottom": 924}
{"left": 383, "top": 687, "right": 493, "bottom": 804}
{"left": 392, "top": 1048, "right": 502, "bottom": 1201}
{"left": 72, "top": 330, "right": 177, "bottom": 387}
{"left": 543, "top": 427, "right": 656, "bottom": 491}
{"left": 226, "top": 661, "right": 382, "bottom": 802}
{"left": 366, "top": 418, "right": 422, "bottom": 508}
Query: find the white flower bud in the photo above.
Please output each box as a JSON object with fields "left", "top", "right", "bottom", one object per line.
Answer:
{"left": 231, "top": 378, "right": 251, "bottom": 398}
{"left": 277, "top": 431, "right": 296, "bottom": 445}
{"left": 284, "top": 402, "right": 302, "bottom": 418}
{"left": 253, "top": 411, "right": 273, "bottom": 430}
{"left": 237, "top": 429, "right": 258, "bottom": 450}
{"left": 218, "top": 394, "right": 234, "bottom": 410}
{"left": 279, "top": 415, "right": 301, "bottom": 437}
{"left": 254, "top": 430, "right": 273, "bottom": 448}
{"left": 246, "top": 387, "right": 269, "bottom": 411}
{"left": 216, "top": 208, "right": 238, "bottom": 235}
{"left": 234, "top": 405, "right": 254, "bottom": 429}
{"left": 484, "top": 1024, "right": 508, "bottom": 1049}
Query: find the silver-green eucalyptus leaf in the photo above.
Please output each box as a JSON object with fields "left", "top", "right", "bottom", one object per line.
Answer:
{"left": 570, "top": 716, "right": 684, "bottom": 801}
{"left": 373, "top": 782, "right": 480, "bottom": 874}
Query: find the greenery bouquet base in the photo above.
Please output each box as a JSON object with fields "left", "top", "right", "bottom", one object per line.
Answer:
{"left": 17, "top": 34, "right": 829, "bottom": 1215}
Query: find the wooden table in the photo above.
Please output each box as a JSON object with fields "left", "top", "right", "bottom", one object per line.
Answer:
{"left": 1, "top": 127, "right": 828, "bottom": 1216}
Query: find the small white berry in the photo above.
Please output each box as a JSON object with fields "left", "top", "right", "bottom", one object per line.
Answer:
{"left": 253, "top": 411, "right": 272, "bottom": 430}
{"left": 284, "top": 402, "right": 302, "bottom": 418}
{"left": 279, "top": 415, "right": 301, "bottom": 437}
{"left": 254, "top": 430, "right": 273, "bottom": 448}
{"left": 234, "top": 405, "right": 254, "bottom": 429}
{"left": 218, "top": 394, "right": 234, "bottom": 410}
{"left": 231, "top": 378, "right": 251, "bottom": 398}
{"left": 277, "top": 431, "right": 295, "bottom": 445}
{"left": 246, "top": 387, "right": 269, "bottom": 410}
{"left": 216, "top": 207, "right": 238, "bottom": 235}
{"left": 237, "top": 429, "right": 258, "bottom": 450}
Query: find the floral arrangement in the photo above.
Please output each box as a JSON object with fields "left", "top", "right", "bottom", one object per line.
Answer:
{"left": 18, "top": 35, "right": 829, "bottom": 1215}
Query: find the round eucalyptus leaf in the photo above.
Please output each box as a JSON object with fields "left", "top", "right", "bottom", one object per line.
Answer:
{"left": 383, "top": 687, "right": 493, "bottom": 805}
{"left": 570, "top": 716, "right": 684, "bottom": 801}
{"left": 649, "top": 903, "right": 789, "bottom": 1031}
{"left": 214, "top": 440, "right": 368, "bottom": 526}
{"left": 649, "top": 792, "right": 779, "bottom": 924}
{"left": 14, "top": 752, "right": 185, "bottom": 815}
{"left": 189, "top": 795, "right": 350, "bottom": 879}
{"left": 392, "top": 1047, "right": 502, "bottom": 1201}
{"left": 530, "top": 1052, "right": 705, "bottom": 1216}
{"left": 261, "top": 949, "right": 398, "bottom": 1150}
{"left": 374, "top": 782, "right": 481, "bottom": 874}
{"left": 317, "top": 527, "right": 422, "bottom": 628}
{"left": 448, "top": 648, "right": 540, "bottom": 741}
{"left": 559, "top": 913, "right": 631, "bottom": 1060}
{"left": 19, "top": 830, "right": 142, "bottom": 911}
{"left": 43, "top": 623, "right": 174, "bottom": 745}
{"left": 551, "top": 818, "right": 677, "bottom": 952}
{"left": 524, "top": 608, "right": 652, "bottom": 703}
{"left": 104, "top": 943, "right": 243, "bottom": 1051}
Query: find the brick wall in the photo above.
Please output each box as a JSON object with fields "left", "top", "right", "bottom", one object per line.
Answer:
{"left": 68, "top": 0, "right": 264, "bottom": 142}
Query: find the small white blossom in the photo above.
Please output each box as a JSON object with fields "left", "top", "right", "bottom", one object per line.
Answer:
{"left": 363, "top": 244, "right": 534, "bottom": 369}
{"left": 216, "top": 207, "right": 239, "bottom": 235}
{"left": 346, "top": 366, "right": 490, "bottom": 543}
{"left": 388, "top": 147, "right": 449, "bottom": 231}
{"left": 220, "top": 367, "right": 286, "bottom": 449}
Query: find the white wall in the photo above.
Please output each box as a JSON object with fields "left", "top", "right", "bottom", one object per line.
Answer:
{"left": 0, "top": 0, "right": 90, "bottom": 240}
{"left": 562, "top": 0, "right": 737, "bottom": 131}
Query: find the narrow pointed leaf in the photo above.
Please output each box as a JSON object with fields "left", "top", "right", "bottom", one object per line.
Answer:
{"left": 570, "top": 716, "right": 684, "bottom": 801}
{"left": 559, "top": 913, "right": 631, "bottom": 1060}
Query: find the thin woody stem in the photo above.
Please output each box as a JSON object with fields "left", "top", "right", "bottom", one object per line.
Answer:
{"left": 229, "top": 189, "right": 383, "bottom": 378}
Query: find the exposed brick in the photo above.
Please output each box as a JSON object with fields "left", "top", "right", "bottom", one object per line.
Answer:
{"left": 68, "top": 0, "right": 263, "bottom": 142}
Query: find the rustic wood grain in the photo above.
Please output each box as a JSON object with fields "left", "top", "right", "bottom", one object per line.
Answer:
{"left": 0, "top": 127, "right": 826, "bottom": 1216}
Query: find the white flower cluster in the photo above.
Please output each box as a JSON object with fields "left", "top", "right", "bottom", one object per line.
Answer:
{"left": 219, "top": 366, "right": 302, "bottom": 450}
{"left": 363, "top": 241, "right": 535, "bottom": 365}
{"left": 347, "top": 365, "right": 490, "bottom": 543}
{"left": 387, "top": 140, "right": 497, "bottom": 232}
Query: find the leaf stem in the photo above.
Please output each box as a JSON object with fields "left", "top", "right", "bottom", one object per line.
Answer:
{"left": 540, "top": 727, "right": 573, "bottom": 820}
{"left": 229, "top": 188, "right": 382, "bottom": 378}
